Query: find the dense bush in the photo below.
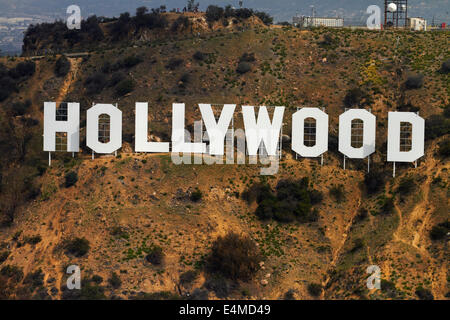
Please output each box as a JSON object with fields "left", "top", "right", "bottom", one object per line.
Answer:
{"left": 364, "top": 170, "right": 385, "bottom": 194}
{"left": 84, "top": 72, "right": 107, "bottom": 95}
{"left": 0, "top": 76, "right": 17, "bottom": 101}
{"left": 193, "top": 51, "right": 206, "bottom": 61}
{"left": 236, "top": 61, "right": 251, "bottom": 74}
{"left": 121, "top": 55, "right": 143, "bottom": 68}
{"left": 430, "top": 221, "right": 449, "bottom": 240}
{"left": 437, "top": 139, "right": 450, "bottom": 158}
{"left": 165, "top": 58, "right": 184, "bottom": 70}
{"left": 396, "top": 176, "right": 416, "bottom": 197}
{"left": 405, "top": 74, "right": 424, "bottom": 89}
{"left": 239, "top": 52, "right": 256, "bottom": 63}
{"left": 64, "top": 171, "right": 78, "bottom": 188}
{"left": 108, "top": 272, "right": 122, "bottom": 289}
{"left": 250, "top": 179, "right": 318, "bottom": 223}
{"left": 381, "top": 279, "right": 398, "bottom": 298}
{"left": 379, "top": 197, "right": 395, "bottom": 215}
{"left": 171, "top": 16, "right": 190, "bottom": 31}
{"left": 441, "top": 59, "right": 450, "bottom": 74}
{"left": 108, "top": 72, "right": 125, "bottom": 87}
{"left": 329, "top": 184, "right": 345, "bottom": 203}
{"left": 415, "top": 287, "right": 434, "bottom": 300}
{"left": 145, "top": 246, "right": 164, "bottom": 265}
{"left": 254, "top": 11, "right": 274, "bottom": 25}
{"left": 425, "top": 115, "right": 450, "bottom": 140}
{"left": 206, "top": 5, "right": 225, "bottom": 22}
{"left": 64, "top": 237, "right": 90, "bottom": 257}
{"left": 307, "top": 283, "right": 322, "bottom": 297}
{"left": 207, "top": 233, "right": 261, "bottom": 281}
{"left": 9, "top": 61, "right": 35, "bottom": 79}
{"left": 115, "top": 79, "right": 135, "bottom": 96}
{"left": 54, "top": 56, "right": 70, "bottom": 77}
{"left": 11, "top": 100, "right": 32, "bottom": 116}
{"left": 179, "top": 270, "right": 198, "bottom": 286}
{"left": 190, "top": 188, "right": 202, "bottom": 202}
{"left": 0, "top": 251, "right": 9, "bottom": 264}
{"left": 344, "top": 87, "right": 372, "bottom": 107}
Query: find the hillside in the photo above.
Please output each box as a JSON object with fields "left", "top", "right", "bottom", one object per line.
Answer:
{"left": 0, "top": 20, "right": 449, "bottom": 300}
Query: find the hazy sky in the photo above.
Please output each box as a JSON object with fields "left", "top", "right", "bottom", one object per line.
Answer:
{"left": 0, "top": 0, "right": 448, "bottom": 22}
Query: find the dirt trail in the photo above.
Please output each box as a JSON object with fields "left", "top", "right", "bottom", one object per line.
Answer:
{"left": 55, "top": 57, "right": 82, "bottom": 106}
{"left": 33, "top": 57, "right": 81, "bottom": 296}
{"left": 320, "top": 198, "right": 362, "bottom": 299}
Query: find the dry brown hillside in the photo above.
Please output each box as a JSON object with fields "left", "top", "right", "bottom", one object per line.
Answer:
{"left": 0, "top": 24, "right": 449, "bottom": 300}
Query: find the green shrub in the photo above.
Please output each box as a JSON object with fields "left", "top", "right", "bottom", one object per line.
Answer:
{"left": 430, "top": 221, "right": 449, "bottom": 240}
{"left": 415, "top": 287, "right": 434, "bottom": 300}
{"left": 381, "top": 279, "right": 398, "bottom": 298}
{"left": 329, "top": 184, "right": 345, "bottom": 203}
{"left": 121, "top": 55, "right": 143, "bottom": 68}
{"left": 206, "top": 5, "right": 224, "bottom": 22}
{"left": 65, "top": 171, "right": 78, "bottom": 187}
{"left": 207, "top": 233, "right": 261, "bottom": 281}
{"left": 396, "top": 176, "right": 416, "bottom": 196}
{"left": 379, "top": 197, "right": 395, "bottom": 215}
{"left": 236, "top": 61, "right": 251, "bottom": 74}
{"left": 344, "top": 87, "right": 371, "bottom": 107}
{"left": 54, "top": 56, "right": 70, "bottom": 77}
{"left": 364, "top": 170, "right": 385, "bottom": 194}
{"left": 425, "top": 115, "right": 450, "bottom": 140}
{"left": 11, "top": 100, "right": 32, "bottom": 116}
{"left": 165, "top": 58, "right": 183, "bottom": 70}
{"left": 84, "top": 72, "right": 107, "bottom": 95}
{"left": 0, "top": 251, "right": 10, "bottom": 264}
{"left": 145, "top": 246, "right": 164, "bottom": 265}
{"left": 9, "top": 61, "right": 35, "bottom": 79}
{"left": 250, "top": 179, "right": 317, "bottom": 223}
{"left": 179, "top": 270, "right": 198, "bottom": 285}
{"left": 307, "top": 283, "right": 322, "bottom": 297}
{"left": 239, "top": 52, "right": 256, "bottom": 63}
{"left": 405, "top": 74, "right": 424, "bottom": 89}
{"left": 193, "top": 51, "right": 206, "bottom": 61}
{"left": 0, "top": 265, "right": 23, "bottom": 282}
{"left": 64, "top": 237, "right": 90, "bottom": 257}
{"left": 24, "top": 235, "right": 42, "bottom": 245}
{"left": 23, "top": 268, "right": 44, "bottom": 289}
{"left": 437, "top": 139, "right": 450, "bottom": 157}
{"left": 115, "top": 79, "right": 134, "bottom": 96}
{"left": 190, "top": 188, "right": 203, "bottom": 202}
{"left": 441, "top": 59, "right": 450, "bottom": 73}
{"left": 108, "top": 272, "right": 122, "bottom": 289}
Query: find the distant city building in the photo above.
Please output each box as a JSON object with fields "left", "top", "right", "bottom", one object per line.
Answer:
{"left": 293, "top": 16, "right": 344, "bottom": 28}
{"left": 408, "top": 17, "right": 427, "bottom": 31}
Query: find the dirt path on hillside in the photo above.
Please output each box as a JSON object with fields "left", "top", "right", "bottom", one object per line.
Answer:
{"left": 385, "top": 151, "right": 448, "bottom": 298}
{"left": 320, "top": 198, "right": 362, "bottom": 299}
{"left": 55, "top": 57, "right": 82, "bottom": 106}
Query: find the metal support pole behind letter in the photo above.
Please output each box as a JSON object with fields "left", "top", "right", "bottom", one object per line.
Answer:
{"left": 48, "top": 152, "right": 51, "bottom": 166}
{"left": 393, "top": 162, "right": 396, "bottom": 178}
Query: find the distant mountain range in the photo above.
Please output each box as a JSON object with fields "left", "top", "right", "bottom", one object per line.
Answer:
{"left": 0, "top": 0, "right": 449, "bottom": 22}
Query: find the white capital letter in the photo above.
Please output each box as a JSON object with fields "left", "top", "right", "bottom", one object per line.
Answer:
{"left": 387, "top": 112, "right": 424, "bottom": 162}
{"left": 135, "top": 103, "right": 169, "bottom": 153}
{"left": 242, "top": 106, "right": 285, "bottom": 156}
{"left": 199, "top": 104, "right": 235, "bottom": 155}
{"left": 172, "top": 103, "right": 206, "bottom": 153}
{"left": 87, "top": 104, "right": 122, "bottom": 154}
{"left": 292, "top": 107, "right": 328, "bottom": 157}
{"left": 339, "top": 109, "right": 376, "bottom": 159}
{"left": 44, "top": 102, "right": 79, "bottom": 152}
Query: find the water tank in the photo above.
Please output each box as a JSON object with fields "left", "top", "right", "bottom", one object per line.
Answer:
{"left": 387, "top": 3, "right": 397, "bottom": 13}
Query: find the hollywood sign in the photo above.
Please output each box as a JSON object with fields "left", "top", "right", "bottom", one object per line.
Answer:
{"left": 43, "top": 102, "right": 425, "bottom": 170}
